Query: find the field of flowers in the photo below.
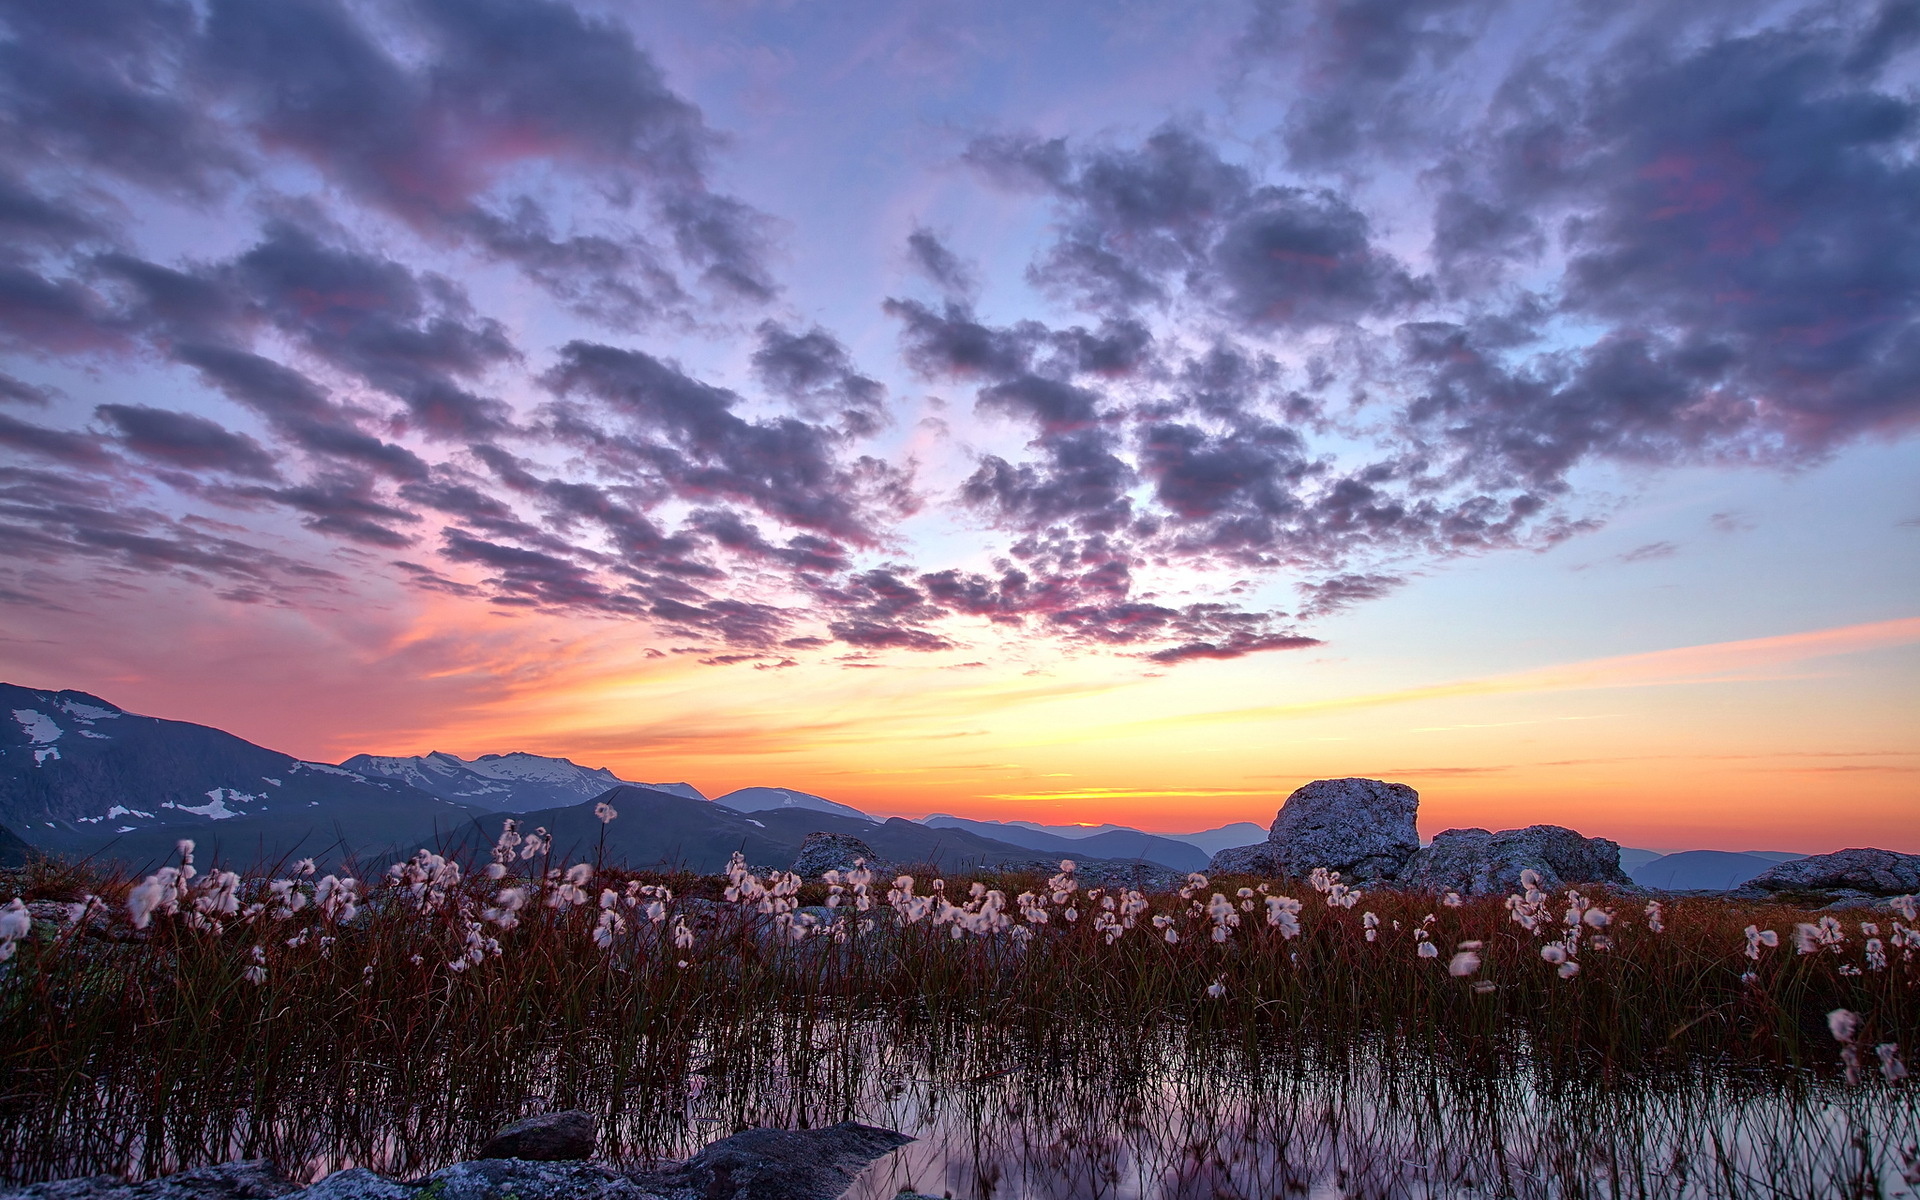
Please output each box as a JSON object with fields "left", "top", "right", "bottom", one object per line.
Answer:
{"left": 1, "top": 818, "right": 1915, "bottom": 1192}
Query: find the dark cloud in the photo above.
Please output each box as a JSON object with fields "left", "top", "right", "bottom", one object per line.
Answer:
{"left": 231, "top": 222, "right": 518, "bottom": 439}
{"left": 905, "top": 228, "right": 978, "bottom": 300}
{"left": 967, "top": 125, "right": 1426, "bottom": 328}
{"left": 0, "top": 374, "right": 53, "bottom": 408}
{"left": 231, "top": 474, "right": 423, "bottom": 548}
{"left": 0, "top": 412, "right": 110, "bottom": 467}
{"left": 750, "top": 322, "right": 888, "bottom": 437}
{"left": 95, "top": 405, "right": 279, "bottom": 479}
{"left": 544, "top": 341, "right": 908, "bottom": 543}
{"left": 1240, "top": 0, "right": 1507, "bottom": 168}
{"left": 1295, "top": 572, "right": 1405, "bottom": 619}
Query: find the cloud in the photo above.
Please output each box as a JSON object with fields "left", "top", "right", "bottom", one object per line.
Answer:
{"left": 966, "top": 124, "right": 1427, "bottom": 327}
{"left": 904, "top": 228, "right": 978, "bottom": 300}
{"left": 96, "top": 405, "right": 279, "bottom": 479}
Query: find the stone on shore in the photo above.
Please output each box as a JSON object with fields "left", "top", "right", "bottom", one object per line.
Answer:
{"left": 475, "top": 1110, "right": 596, "bottom": 1161}
{"left": 1398, "top": 825, "right": 1635, "bottom": 895}
{"left": 639, "top": 1122, "right": 912, "bottom": 1200}
{"left": 1208, "top": 778, "right": 1420, "bottom": 882}
{"left": 0, "top": 1162, "right": 297, "bottom": 1200}
{"left": 1735, "top": 848, "right": 1920, "bottom": 897}
{"left": 5, "top": 1121, "right": 916, "bottom": 1200}
{"left": 791, "top": 833, "right": 888, "bottom": 880}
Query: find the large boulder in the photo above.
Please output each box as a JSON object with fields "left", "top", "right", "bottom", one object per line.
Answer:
{"left": 476, "top": 1110, "right": 595, "bottom": 1161}
{"left": 790, "top": 832, "right": 887, "bottom": 880}
{"left": 1736, "top": 848, "right": 1920, "bottom": 897}
{"left": 1208, "top": 778, "right": 1420, "bottom": 882}
{"left": 1398, "top": 825, "right": 1635, "bottom": 895}
{"left": 1205, "top": 842, "right": 1287, "bottom": 877}
{"left": 637, "top": 1122, "right": 913, "bottom": 1200}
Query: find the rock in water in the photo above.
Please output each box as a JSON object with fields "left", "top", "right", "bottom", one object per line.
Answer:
{"left": 1399, "top": 826, "right": 1635, "bottom": 895}
{"left": 791, "top": 832, "right": 887, "bottom": 880}
{"left": 407, "top": 1161, "right": 658, "bottom": 1200}
{"left": 0, "top": 1162, "right": 297, "bottom": 1200}
{"left": 639, "top": 1121, "right": 913, "bottom": 1200}
{"left": 1209, "top": 778, "right": 1420, "bottom": 882}
{"left": 1737, "top": 848, "right": 1920, "bottom": 896}
{"left": 476, "top": 1111, "right": 596, "bottom": 1162}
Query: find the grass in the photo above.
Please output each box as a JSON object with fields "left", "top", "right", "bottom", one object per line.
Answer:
{"left": 0, "top": 841, "right": 1914, "bottom": 1194}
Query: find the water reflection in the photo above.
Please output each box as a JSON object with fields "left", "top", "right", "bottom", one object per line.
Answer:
{"left": 4, "top": 1018, "right": 1913, "bottom": 1198}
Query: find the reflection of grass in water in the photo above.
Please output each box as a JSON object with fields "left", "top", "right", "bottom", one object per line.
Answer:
{"left": 0, "top": 850, "right": 1915, "bottom": 1194}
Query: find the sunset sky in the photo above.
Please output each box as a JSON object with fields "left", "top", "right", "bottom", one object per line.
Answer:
{"left": 0, "top": 0, "right": 1914, "bottom": 851}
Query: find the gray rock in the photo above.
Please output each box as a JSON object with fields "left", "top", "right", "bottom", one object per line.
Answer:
{"left": 791, "top": 833, "right": 888, "bottom": 880}
{"left": 413, "top": 1160, "right": 658, "bottom": 1200}
{"left": 283, "top": 1171, "right": 411, "bottom": 1200}
{"left": 476, "top": 1111, "right": 596, "bottom": 1161}
{"left": 1397, "top": 825, "right": 1636, "bottom": 895}
{"left": 1738, "top": 848, "right": 1920, "bottom": 896}
{"left": 11, "top": 1125, "right": 912, "bottom": 1200}
{"left": 0, "top": 1162, "right": 298, "bottom": 1200}
{"left": 1064, "top": 859, "right": 1183, "bottom": 892}
{"left": 1208, "top": 778, "right": 1420, "bottom": 882}
{"left": 639, "top": 1122, "right": 911, "bottom": 1200}
{"left": 1205, "top": 842, "right": 1286, "bottom": 877}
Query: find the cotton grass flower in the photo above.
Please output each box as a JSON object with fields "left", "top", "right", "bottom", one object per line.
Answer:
{"left": 1830, "top": 1009, "right": 1864, "bottom": 1084}
{"left": 1442, "top": 892, "right": 1462, "bottom": 908}
{"left": 1263, "top": 895, "right": 1302, "bottom": 938}
{"left": 1877, "top": 1043, "right": 1908, "bottom": 1083}
{"left": 1448, "top": 942, "right": 1483, "bottom": 977}
{"left": 1644, "top": 901, "right": 1665, "bottom": 933}
{"left": 241, "top": 945, "right": 266, "bottom": 985}
{"left": 1744, "top": 925, "right": 1779, "bottom": 960}
{"left": 1205, "top": 976, "right": 1227, "bottom": 999}
{"left": 0, "top": 897, "right": 28, "bottom": 961}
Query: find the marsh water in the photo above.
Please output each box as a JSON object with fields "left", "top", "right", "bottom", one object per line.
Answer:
{"left": 5, "top": 1016, "right": 1914, "bottom": 1199}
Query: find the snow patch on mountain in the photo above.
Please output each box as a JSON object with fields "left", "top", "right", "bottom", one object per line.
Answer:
{"left": 14, "top": 709, "right": 61, "bottom": 745}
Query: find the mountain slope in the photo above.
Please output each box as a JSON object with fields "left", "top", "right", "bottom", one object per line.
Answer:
{"left": 439, "top": 787, "right": 1156, "bottom": 876}
{"left": 1, "top": 683, "right": 477, "bottom": 869}
{"left": 1631, "top": 849, "right": 1808, "bottom": 891}
{"left": 920, "top": 815, "right": 1208, "bottom": 871}
{"left": 714, "top": 786, "right": 871, "bottom": 821}
{"left": 340, "top": 750, "right": 703, "bottom": 811}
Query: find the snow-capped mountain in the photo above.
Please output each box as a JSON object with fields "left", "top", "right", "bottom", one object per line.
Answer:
{"left": 339, "top": 750, "right": 704, "bottom": 812}
{"left": 0, "top": 682, "right": 476, "bottom": 866}
{"left": 713, "top": 786, "right": 873, "bottom": 821}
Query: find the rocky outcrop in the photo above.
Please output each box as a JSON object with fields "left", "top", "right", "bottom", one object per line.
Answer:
{"left": 1208, "top": 778, "right": 1420, "bottom": 882}
{"left": 0, "top": 1162, "right": 296, "bottom": 1200}
{"left": 0, "top": 1122, "right": 913, "bottom": 1200}
{"left": 790, "top": 832, "right": 887, "bottom": 880}
{"left": 1205, "top": 842, "right": 1286, "bottom": 877}
{"left": 476, "top": 1111, "right": 595, "bottom": 1161}
{"left": 1735, "top": 848, "right": 1920, "bottom": 897}
{"left": 407, "top": 1160, "right": 657, "bottom": 1200}
{"left": 1398, "top": 825, "right": 1635, "bottom": 896}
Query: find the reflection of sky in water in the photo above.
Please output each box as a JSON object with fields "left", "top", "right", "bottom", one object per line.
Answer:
{"left": 9, "top": 1020, "right": 1913, "bottom": 1197}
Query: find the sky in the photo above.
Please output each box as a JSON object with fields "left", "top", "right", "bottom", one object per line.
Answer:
{"left": 0, "top": 0, "right": 1915, "bottom": 851}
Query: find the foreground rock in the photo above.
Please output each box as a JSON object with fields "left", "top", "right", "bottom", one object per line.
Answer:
{"left": 638, "top": 1122, "right": 912, "bottom": 1200}
{"left": 1400, "top": 825, "right": 1636, "bottom": 896}
{"left": 475, "top": 1111, "right": 595, "bottom": 1161}
{"left": 1735, "top": 848, "right": 1920, "bottom": 897}
{"left": 791, "top": 832, "right": 889, "bottom": 880}
{"left": 1209, "top": 778, "right": 1420, "bottom": 882}
{"left": 0, "top": 1162, "right": 295, "bottom": 1200}
{"left": 0, "top": 1122, "right": 912, "bottom": 1200}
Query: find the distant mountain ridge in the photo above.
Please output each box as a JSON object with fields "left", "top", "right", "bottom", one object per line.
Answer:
{"left": 714, "top": 786, "right": 872, "bottom": 821}
{"left": 339, "top": 750, "right": 703, "bottom": 811}
{"left": 921, "top": 815, "right": 1209, "bottom": 872}
{"left": 0, "top": 682, "right": 477, "bottom": 868}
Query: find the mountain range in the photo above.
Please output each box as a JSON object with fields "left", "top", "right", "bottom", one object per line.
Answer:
{"left": 0, "top": 681, "right": 1810, "bottom": 888}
